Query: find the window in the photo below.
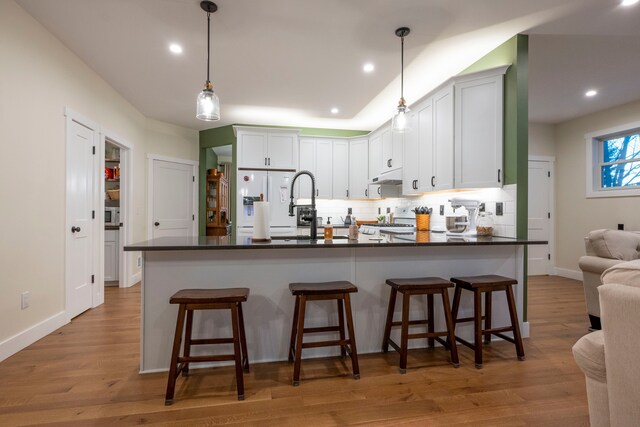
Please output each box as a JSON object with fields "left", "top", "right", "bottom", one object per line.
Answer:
{"left": 586, "top": 122, "right": 640, "bottom": 198}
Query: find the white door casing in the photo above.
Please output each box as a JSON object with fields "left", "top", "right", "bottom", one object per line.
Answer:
{"left": 528, "top": 158, "right": 554, "bottom": 275}
{"left": 65, "top": 116, "right": 97, "bottom": 320}
{"left": 148, "top": 156, "right": 198, "bottom": 239}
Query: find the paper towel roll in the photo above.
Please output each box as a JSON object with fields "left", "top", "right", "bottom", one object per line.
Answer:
{"left": 252, "top": 201, "right": 271, "bottom": 241}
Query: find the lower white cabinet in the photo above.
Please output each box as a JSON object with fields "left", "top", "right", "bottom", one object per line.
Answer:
{"left": 104, "top": 229, "right": 119, "bottom": 282}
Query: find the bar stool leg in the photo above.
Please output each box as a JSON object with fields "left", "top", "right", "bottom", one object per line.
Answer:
{"left": 427, "top": 293, "right": 435, "bottom": 348}
{"left": 382, "top": 288, "right": 397, "bottom": 353}
{"left": 473, "top": 290, "right": 483, "bottom": 369}
{"left": 505, "top": 285, "right": 526, "bottom": 361}
{"left": 484, "top": 291, "right": 492, "bottom": 344}
{"left": 337, "top": 298, "right": 346, "bottom": 357}
{"left": 440, "top": 289, "right": 459, "bottom": 367}
{"left": 399, "top": 292, "right": 410, "bottom": 374}
{"left": 343, "top": 293, "right": 360, "bottom": 379}
{"left": 288, "top": 295, "right": 300, "bottom": 363}
{"left": 182, "top": 309, "right": 193, "bottom": 377}
{"left": 447, "top": 286, "right": 463, "bottom": 349}
{"left": 237, "top": 302, "right": 250, "bottom": 373}
{"left": 292, "top": 295, "right": 307, "bottom": 386}
{"left": 230, "top": 304, "right": 245, "bottom": 400}
{"left": 165, "top": 304, "right": 187, "bottom": 406}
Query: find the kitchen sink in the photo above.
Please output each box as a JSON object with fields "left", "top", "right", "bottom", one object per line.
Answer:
{"left": 271, "top": 235, "right": 349, "bottom": 241}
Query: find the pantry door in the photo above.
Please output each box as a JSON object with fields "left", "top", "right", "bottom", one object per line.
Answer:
{"left": 148, "top": 156, "right": 198, "bottom": 239}
{"left": 528, "top": 158, "right": 554, "bottom": 275}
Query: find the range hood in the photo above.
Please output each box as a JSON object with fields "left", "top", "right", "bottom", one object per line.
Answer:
{"left": 371, "top": 168, "right": 402, "bottom": 185}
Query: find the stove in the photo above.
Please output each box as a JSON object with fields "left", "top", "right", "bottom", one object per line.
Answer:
{"left": 360, "top": 208, "right": 416, "bottom": 235}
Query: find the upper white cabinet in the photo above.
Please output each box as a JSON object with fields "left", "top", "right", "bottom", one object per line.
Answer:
{"left": 332, "top": 140, "right": 349, "bottom": 199}
{"left": 454, "top": 73, "right": 504, "bottom": 188}
{"left": 298, "top": 137, "right": 332, "bottom": 198}
{"left": 349, "top": 138, "right": 369, "bottom": 199}
{"left": 236, "top": 127, "right": 299, "bottom": 170}
{"left": 432, "top": 84, "right": 454, "bottom": 191}
{"left": 368, "top": 132, "right": 382, "bottom": 182}
{"left": 381, "top": 127, "right": 403, "bottom": 172}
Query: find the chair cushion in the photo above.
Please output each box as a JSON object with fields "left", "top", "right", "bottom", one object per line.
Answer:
{"left": 588, "top": 229, "right": 640, "bottom": 261}
{"left": 601, "top": 259, "right": 640, "bottom": 288}
{"left": 572, "top": 330, "right": 606, "bottom": 383}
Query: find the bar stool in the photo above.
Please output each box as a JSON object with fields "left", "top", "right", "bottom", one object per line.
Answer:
{"left": 165, "top": 288, "right": 250, "bottom": 404}
{"left": 449, "top": 275, "right": 525, "bottom": 368}
{"left": 288, "top": 281, "right": 360, "bottom": 386}
{"left": 382, "top": 277, "right": 460, "bottom": 373}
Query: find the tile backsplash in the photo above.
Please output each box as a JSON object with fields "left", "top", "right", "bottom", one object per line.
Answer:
{"left": 298, "top": 185, "right": 517, "bottom": 237}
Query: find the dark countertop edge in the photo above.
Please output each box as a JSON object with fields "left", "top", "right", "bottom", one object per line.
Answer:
{"left": 125, "top": 239, "right": 548, "bottom": 252}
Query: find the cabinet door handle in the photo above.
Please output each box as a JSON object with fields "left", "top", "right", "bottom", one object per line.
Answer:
{"left": 268, "top": 157, "right": 271, "bottom": 166}
{"left": 346, "top": 189, "right": 349, "bottom": 198}
{"left": 498, "top": 169, "right": 501, "bottom": 183}
{"left": 264, "top": 157, "right": 267, "bottom": 166}
{"left": 154, "top": 222, "right": 160, "bottom": 226}
{"left": 365, "top": 189, "right": 368, "bottom": 197}
{"left": 377, "top": 186, "right": 381, "bottom": 195}
{"left": 431, "top": 176, "right": 435, "bottom": 187}
{"left": 414, "top": 180, "right": 418, "bottom": 190}
{"left": 387, "top": 159, "right": 392, "bottom": 168}
{"left": 316, "top": 189, "right": 319, "bottom": 197}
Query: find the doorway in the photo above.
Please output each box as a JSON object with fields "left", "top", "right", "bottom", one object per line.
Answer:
{"left": 528, "top": 157, "right": 555, "bottom": 275}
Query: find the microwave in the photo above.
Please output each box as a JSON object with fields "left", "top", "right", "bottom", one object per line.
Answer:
{"left": 105, "top": 207, "right": 120, "bottom": 226}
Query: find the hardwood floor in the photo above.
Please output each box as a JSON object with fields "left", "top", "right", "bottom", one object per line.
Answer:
{"left": 0, "top": 276, "right": 590, "bottom": 426}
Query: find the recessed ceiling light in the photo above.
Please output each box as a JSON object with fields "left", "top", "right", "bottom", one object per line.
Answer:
{"left": 585, "top": 90, "right": 598, "bottom": 97}
{"left": 169, "top": 43, "right": 183, "bottom": 54}
{"left": 331, "top": 108, "right": 339, "bottom": 114}
{"left": 363, "top": 63, "right": 375, "bottom": 73}
{"left": 621, "top": 0, "right": 639, "bottom": 6}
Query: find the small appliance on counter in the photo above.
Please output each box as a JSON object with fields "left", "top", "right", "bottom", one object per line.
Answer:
{"left": 445, "top": 197, "right": 482, "bottom": 236}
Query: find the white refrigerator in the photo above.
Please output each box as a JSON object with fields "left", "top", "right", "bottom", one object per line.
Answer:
{"left": 236, "top": 170, "right": 297, "bottom": 237}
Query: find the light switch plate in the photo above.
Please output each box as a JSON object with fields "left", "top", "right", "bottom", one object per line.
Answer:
{"left": 21, "top": 291, "right": 30, "bottom": 309}
{"left": 496, "top": 202, "right": 504, "bottom": 216}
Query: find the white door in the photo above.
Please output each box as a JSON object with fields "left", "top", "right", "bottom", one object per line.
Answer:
{"left": 298, "top": 137, "right": 315, "bottom": 199}
{"left": 528, "top": 160, "right": 552, "bottom": 275}
{"left": 349, "top": 138, "right": 369, "bottom": 199}
{"left": 268, "top": 133, "right": 297, "bottom": 169}
{"left": 66, "top": 119, "right": 96, "bottom": 319}
{"left": 238, "top": 132, "right": 268, "bottom": 168}
{"left": 316, "top": 139, "right": 333, "bottom": 199}
{"left": 332, "top": 140, "right": 349, "bottom": 199}
{"left": 433, "top": 84, "right": 454, "bottom": 191}
{"left": 151, "top": 159, "right": 195, "bottom": 238}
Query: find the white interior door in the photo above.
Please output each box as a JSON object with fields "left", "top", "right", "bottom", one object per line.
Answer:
{"left": 151, "top": 159, "right": 195, "bottom": 238}
{"left": 528, "top": 160, "right": 552, "bottom": 275}
{"left": 66, "top": 119, "right": 96, "bottom": 319}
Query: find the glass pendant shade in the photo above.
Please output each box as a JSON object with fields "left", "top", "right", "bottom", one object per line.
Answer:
{"left": 196, "top": 87, "right": 220, "bottom": 121}
{"left": 391, "top": 103, "right": 410, "bottom": 133}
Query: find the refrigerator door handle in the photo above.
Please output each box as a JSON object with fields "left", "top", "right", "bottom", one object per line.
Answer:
{"left": 266, "top": 175, "right": 272, "bottom": 201}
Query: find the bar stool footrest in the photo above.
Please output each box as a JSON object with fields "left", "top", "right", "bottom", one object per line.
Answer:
{"left": 303, "top": 326, "right": 341, "bottom": 334}
{"left": 302, "top": 339, "right": 350, "bottom": 349}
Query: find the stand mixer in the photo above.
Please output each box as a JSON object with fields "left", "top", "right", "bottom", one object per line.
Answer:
{"left": 446, "top": 197, "right": 482, "bottom": 236}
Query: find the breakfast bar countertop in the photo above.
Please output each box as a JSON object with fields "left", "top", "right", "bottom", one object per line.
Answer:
{"left": 125, "top": 233, "right": 546, "bottom": 251}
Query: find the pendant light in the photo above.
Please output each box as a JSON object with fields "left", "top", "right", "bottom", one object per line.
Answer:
{"left": 391, "top": 27, "right": 411, "bottom": 133}
{"left": 196, "top": 1, "right": 220, "bottom": 121}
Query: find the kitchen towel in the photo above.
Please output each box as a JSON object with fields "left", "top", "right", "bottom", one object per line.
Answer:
{"left": 252, "top": 201, "right": 271, "bottom": 241}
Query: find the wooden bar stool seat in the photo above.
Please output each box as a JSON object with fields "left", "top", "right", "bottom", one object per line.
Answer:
{"left": 449, "top": 274, "right": 525, "bottom": 368}
{"left": 165, "top": 288, "right": 250, "bottom": 405}
{"left": 288, "top": 281, "right": 359, "bottom": 386}
{"left": 382, "top": 277, "right": 460, "bottom": 373}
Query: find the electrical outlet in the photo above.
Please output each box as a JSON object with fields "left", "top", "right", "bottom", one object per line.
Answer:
{"left": 137, "top": 256, "right": 142, "bottom": 267}
{"left": 378, "top": 207, "right": 381, "bottom": 215}
{"left": 439, "top": 205, "right": 444, "bottom": 216}
{"left": 479, "top": 203, "right": 485, "bottom": 212}
{"left": 618, "top": 224, "right": 624, "bottom": 230}
{"left": 496, "top": 202, "right": 504, "bottom": 216}
{"left": 386, "top": 207, "right": 391, "bottom": 213}
{"left": 21, "top": 291, "right": 30, "bottom": 309}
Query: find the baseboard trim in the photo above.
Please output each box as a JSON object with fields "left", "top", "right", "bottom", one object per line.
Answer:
{"left": 554, "top": 268, "right": 583, "bottom": 281}
{"left": 522, "top": 321, "right": 530, "bottom": 338}
{"left": 127, "top": 272, "right": 141, "bottom": 288}
{"left": 0, "top": 311, "right": 68, "bottom": 363}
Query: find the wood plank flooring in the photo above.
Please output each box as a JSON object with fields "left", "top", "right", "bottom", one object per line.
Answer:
{"left": 0, "top": 276, "right": 591, "bottom": 426}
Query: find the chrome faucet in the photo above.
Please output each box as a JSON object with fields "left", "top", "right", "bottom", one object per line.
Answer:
{"left": 289, "top": 170, "right": 317, "bottom": 240}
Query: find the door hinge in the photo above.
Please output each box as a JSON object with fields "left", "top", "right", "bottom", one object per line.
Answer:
{"left": 92, "top": 210, "right": 95, "bottom": 219}
{"left": 192, "top": 214, "right": 195, "bottom": 220}
{"left": 547, "top": 212, "right": 551, "bottom": 219}
{"left": 91, "top": 274, "right": 95, "bottom": 284}
{"left": 548, "top": 171, "right": 551, "bottom": 178}
{"left": 548, "top": 254, "right": 551, "bottom": 260}
{"left": 193, "top": 176, "right": 195, "bottom": 182}
{"left": 92, "top": 146, "right": 96, "bottom": 155}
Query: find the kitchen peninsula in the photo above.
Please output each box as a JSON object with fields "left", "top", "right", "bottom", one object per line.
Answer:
{"left": 126, "top": 234, "right": 544, "bottom": 373}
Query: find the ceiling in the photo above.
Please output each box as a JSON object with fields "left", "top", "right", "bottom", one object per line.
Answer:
{"left": 16, "top": 0, "right": 640, "bottom": 130}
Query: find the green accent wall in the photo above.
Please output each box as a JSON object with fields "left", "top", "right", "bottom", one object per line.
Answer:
{"left": 462, "top": 34, "right": 529, "bottom": 319}
{"left": 199, "top": 124, "right": 369, "bottom": 235}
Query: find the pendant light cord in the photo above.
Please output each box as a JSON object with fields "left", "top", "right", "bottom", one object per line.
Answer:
{"left": 206, "top": 11, "right": 211, "bottom": 85}
{"left": 400, "top": 35, "right": 404, "bottom": 100}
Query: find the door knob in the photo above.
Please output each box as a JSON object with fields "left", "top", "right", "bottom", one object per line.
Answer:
{"left": 71, "top": 226, "right": 81, "bottom": 233}
{"left": 154, "top": 222, "right": 160, "bottom": 226}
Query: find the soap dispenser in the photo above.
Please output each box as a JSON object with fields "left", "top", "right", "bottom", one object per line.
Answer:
{"left": 324, "top": 217, "right": 334, "bottom": 240}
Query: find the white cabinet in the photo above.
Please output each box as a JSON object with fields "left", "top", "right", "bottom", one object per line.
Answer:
{"left": 368, "top": 132, "right": 382, "bottom": 198}
{"left": 380, "top": 127, "right": 403, "bottom": 172}
{"left": 432, "top": 84, "right": 454, "bottom": 191}
{"left": 298, "top": 137, "right": 332, "bottom": 199}
{"left": 454, "top": 74, "right": 504, "bottom": 188}
{"left": 104, "top": 229, "right": 119, "bottom": 282}
{"left": 236, "top": 127, "right": 298, "bottom": 170}
{"left": 402, "top": 99, "right": 432, "bottom": 195}
{"left": 349, "top": 138, "right": 369, "bottom": 199}
{"left": 332, "top": 140, "right": 349, "bottom": 199}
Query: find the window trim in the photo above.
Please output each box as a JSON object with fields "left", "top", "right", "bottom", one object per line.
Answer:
{"left": 585, "top": 120, "right": 640, "bottom": 198}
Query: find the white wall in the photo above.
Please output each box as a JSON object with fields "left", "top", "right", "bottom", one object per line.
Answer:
{"left": 555, "top": 99, "right": 640, "bottom": 272}
{"left": 0, "top": 0, "right": 198, "bottom": 355}
{"left": 529, "top": 122, "right": 556, "bottom": 158}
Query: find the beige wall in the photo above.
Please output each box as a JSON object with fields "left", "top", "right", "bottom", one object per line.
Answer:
{"left": 0, "top": 1, "right": 198, "bottom": 347}
{"left": 529, "top": 122, "right": 556, "bottom": 158}
{"left": 555, "top": 99, "right": 640, "bottom": 272}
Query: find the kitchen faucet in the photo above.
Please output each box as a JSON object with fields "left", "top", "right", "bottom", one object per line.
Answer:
{"left": 289, "top": 170, "right": 317, "bottom": 240}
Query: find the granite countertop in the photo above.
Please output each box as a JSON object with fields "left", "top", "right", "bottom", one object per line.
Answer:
{"left": 125, "top": 232, "right": 547, "bottom": 252}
